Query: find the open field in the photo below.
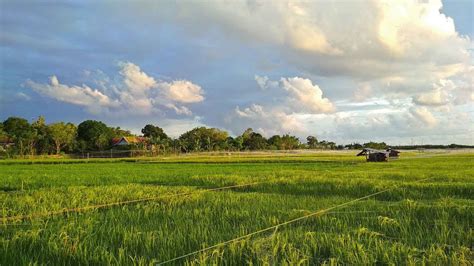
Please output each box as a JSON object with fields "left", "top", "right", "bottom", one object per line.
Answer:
{"left": 1, "top": 151, "right": 473, "bottom": 265}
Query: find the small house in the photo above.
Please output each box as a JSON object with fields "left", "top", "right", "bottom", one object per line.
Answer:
{"left": 112, "top": 136, "right": 147, "bottom": 146}
{"left": 356, "top": 148, "right": 389, "bottom": 162}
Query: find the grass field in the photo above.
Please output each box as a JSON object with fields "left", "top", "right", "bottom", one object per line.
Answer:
{"left": 1, "top": 151, "right": 473, "bottom": 265}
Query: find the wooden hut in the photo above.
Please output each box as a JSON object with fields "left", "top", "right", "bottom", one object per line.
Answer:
{"left": 356, "top": 148, "right": 389, "bottom": 162}
{"left": 386, "top": 148, "right": 400, "bottom": 158}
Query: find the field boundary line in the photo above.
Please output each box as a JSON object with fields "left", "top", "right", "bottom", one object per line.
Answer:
{"left": 157, "top": 177, "right": 435, "bottom": 265}
{"left": 1, "top": 181, "right": 263, "bottom": 222}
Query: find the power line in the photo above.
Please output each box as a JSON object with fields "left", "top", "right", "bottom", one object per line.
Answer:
{"left": 1, "top": 181, "right": 264, "bottom": 223}
{"left": 157, "top": 177, "right": 434, "bottom": 265}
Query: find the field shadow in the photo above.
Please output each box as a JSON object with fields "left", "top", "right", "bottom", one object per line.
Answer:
{"left": 218, "top": 181, "right": 474, "bottom": 201}
{"left": 0, "top": 186, "right": 20, "bottom": 192}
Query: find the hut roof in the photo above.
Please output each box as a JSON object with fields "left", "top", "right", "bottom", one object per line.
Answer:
{"left": 356, "top": 148, "right": 388, "bottom": 156}
{"left": 112, "top": 136, "right": 147, "bottom": 146}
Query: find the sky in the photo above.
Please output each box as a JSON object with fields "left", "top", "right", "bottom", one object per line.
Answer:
{"left": 0, "top": 0, "right": 473, "bottom": 145}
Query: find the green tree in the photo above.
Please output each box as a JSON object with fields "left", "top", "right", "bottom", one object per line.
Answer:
{"left": 231, "top": 136, "right": 244, "bottom": 151}
{"left": 317, "top": 140, "right": 337, "bottom": 150}
{"left": 2, "top": 117, "right": 35, "bottom": 155}
{"left": 363, "top": 142, "right": 388, "bottom": 150}
{"left": 32, "top": 116, "right": 52, "bottom": 154}
{"left": 306, "top": 136, "right": 318, "bottom": 149}
{"left": 141, "top": 124, "right": 169, "bottom": 153}
{"left": 77, "top": 120, "right": 112, "bottom": 150}
{"left": 0, "top": 122, "right": 12, "bottom": 157}
{"left": 179, "top": 127, "right": 229, "bottom": 152}
{"left": 345, "top": 143, "right": 362, "bottom": 149}
{"left": 243, "top": 131, "right": 267, "bottom": 150}
{"left": 222, "top": 136, "right": 233, "bottom": 151}
{"left": 141, "top": 124, "right": 168, "bottom": 139}
{"left": 280, "top": 134, "right": 300, "bottom": 150}
{"left": 0, "top": 122, "right": 5, "bottom": 136}
{"left": 268, "top": 134, "right": 300, "bottom": 150}
{"left": 111, "top": 127, "right": 133, "bottom": 137}
{"left": 326, "top": 141, "right": 336, "bottom": 150}
{"left": 241, "top": 128, "right": 254, "bottom": 142}
{"left": 267, "top": 135, "right": 282, "bottom": 150}
{"left": 49, "top": 122, "right": 77, "bottom": 154}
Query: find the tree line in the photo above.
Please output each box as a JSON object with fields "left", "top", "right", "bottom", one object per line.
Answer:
{"left": 2, "top": 115, "right": 468, "bottom": 157}
{"left": 0, "top": 116, "right": 347, "bottom": 157}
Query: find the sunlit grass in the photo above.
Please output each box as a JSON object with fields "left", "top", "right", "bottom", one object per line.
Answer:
{"left": 1, "top": 152, "right": 473, "bottom": 264}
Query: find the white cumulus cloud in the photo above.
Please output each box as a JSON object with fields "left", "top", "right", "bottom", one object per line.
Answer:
{"left": 255, "top": 75, "right": 278, "bottom": 90}
{"left": 149, "top": 0, "right": 471, "bottom": 80}
{"left": 26, "top": 76, "right": 120, "bottom": 114}
{"left": 26, "top": 62, "right": 205, "bottom": 116}
{"left": 231, "top": 104, "right": 305, "bottom": 136}
{"left": 226, "top": 75, "right": 335, "bottom": 136}
{"left": 409, "top": 107, "right": 438, "bottom": 127}
{"left": 413, "top": 89, "right": 449, "bottom": 106}
{"left": 252, "top": 75, "right": 335, "bottom": 114}
{"left": 119, "top": 62, "right": 157, "bottom": 96}
{"left": 159, "top": 80, "right": 204, "bottom": 103}
{"left": 280, "top": 77, "right": 335, "bottom": 113}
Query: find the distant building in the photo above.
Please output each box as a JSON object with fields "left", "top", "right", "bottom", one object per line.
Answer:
{"left": 112, "top": 136, "right": 147, "bottom": 146}
{"left": 356, "top": 148, "right": 389, "bottom": 162}
{"left": 386, "top": 148, "right": 400, "bottom": 158}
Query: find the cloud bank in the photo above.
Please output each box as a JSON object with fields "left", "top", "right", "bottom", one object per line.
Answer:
{"left": 1, "top": 0, "right": 472, "bottom": 143}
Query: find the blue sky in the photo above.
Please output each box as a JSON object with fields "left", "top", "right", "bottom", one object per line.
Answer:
{"left": 1, "top": 0, "right": 473, "bottom": 144}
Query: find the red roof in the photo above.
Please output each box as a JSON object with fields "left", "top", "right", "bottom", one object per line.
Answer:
{"left": 112, "top": 136, "right": 147, "bottom": 145}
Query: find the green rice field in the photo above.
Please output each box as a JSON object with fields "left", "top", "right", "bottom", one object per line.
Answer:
{"left": 1, "top": 151, "right": 473, "bottom": 265}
